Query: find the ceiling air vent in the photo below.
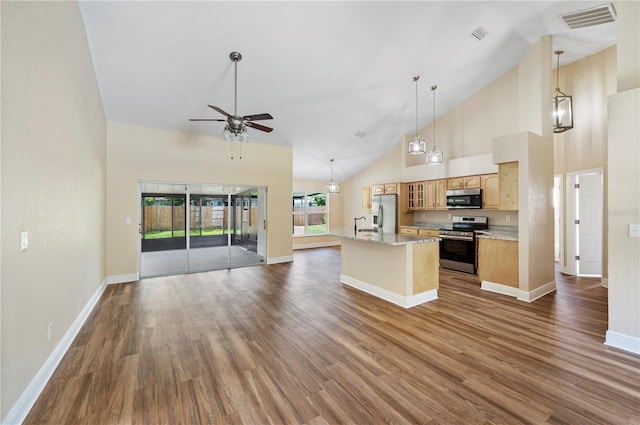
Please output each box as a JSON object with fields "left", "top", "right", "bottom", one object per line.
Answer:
{"left": 559, "top": 3, "right": 617, "bottom": 30}
{"left": 469, "top": 26, "right": 488, "bottom": 41}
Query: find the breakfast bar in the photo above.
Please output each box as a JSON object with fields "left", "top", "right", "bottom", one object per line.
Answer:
{"left": 331, "top": 229, "right": 440, "bottom": 308}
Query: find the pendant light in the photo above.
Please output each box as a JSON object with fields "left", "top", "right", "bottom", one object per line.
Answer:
{"left": 426, "top": 85, "right": 443, "bottom": 165}
{"left": 552, "top": 50, "right": 573, "bottom": 133}
{"left": 326, "top": 158, "right": 340, "bottom": 193}
{"left": 408, "top": 75, "right": 427, "bottom": 154}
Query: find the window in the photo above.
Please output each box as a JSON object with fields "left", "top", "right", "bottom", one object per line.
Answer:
{"left": 293, "top": 192, "right": 328, "bottom": 235}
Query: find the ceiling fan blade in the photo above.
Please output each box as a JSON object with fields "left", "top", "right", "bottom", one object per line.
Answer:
{"left": 246, "top": 122, "right": 273, "bottom": 133}
{"left": 243, "top": 113, "right": 273, "bottom": 121}
{"left": 208, "top": 105, "right": 232, "bottom": 118}
{"left": 189, "top": 118, "right": 226, "bottom": 122}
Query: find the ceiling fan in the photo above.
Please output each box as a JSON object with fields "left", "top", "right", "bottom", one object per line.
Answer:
{"left": 189, "top": 51, "right": 274, "bottom": 138}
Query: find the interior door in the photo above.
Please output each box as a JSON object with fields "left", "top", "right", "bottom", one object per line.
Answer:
{"left": 577, "top": 173, "right": 603, "bottom": 276}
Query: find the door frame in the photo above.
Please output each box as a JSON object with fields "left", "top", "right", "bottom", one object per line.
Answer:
{"left": 138, "top": 180, "right": 267, "bottom": 277}
{"left": 563, "top": 167, "right": 603, "bottom": 276}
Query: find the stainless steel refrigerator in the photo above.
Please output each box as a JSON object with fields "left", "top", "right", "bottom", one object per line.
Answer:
{"left": 371, "top": 194, "right": 398, "bottom": 233}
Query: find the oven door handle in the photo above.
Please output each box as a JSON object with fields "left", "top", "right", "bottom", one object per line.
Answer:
{"left": 439, "top": 235, "right": 474, "bottom": 241}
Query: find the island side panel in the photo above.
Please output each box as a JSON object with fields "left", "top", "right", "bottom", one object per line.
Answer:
{"left": 340, "top": 239, "right": 410, "bottom": 296}
{"left": 478, "top": 238, "right": 519, "bottom": 287}
{"left": 412, "top": 241, "right": 439, "bottom": 294}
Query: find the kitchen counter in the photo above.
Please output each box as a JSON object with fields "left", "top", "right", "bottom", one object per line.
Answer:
{"left": 331, "top": 229, "right": 439, "bottom": 308}
{"left": 476, "top": 226, "right": 518, "bottom": 241}
{"left": 331, "top": 228, "right": 438, "bottom": 245}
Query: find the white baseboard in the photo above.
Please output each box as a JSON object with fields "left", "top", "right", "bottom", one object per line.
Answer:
{"left": 106, "top": 272, "right": 139, "bottom": 285}
{"left": 293, "top": 241, "right": 341, "bottom": 250}
{"left": 481, "top": 280, "right": 520, "bottom": 298}
{"left": 266, "top": 255, "right": 293, "bottom": 265}
{"left": 2, "top": 279, "right": 108, "bottom": 425}
{"left": 518, "top": 280, "right": 557, "bottom": 302}
{"left": 341, "top": 274, "right": 437, "bottom": 308}
{"left": 605, "top": 330, "right": 640, "bottom": 356}
{"left": 482, "top": 279, "right": 557, "bottom": 303}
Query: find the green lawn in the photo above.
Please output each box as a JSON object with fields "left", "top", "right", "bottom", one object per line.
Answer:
{"left": 144, "top": 228, "right": 225, "bottom": 239}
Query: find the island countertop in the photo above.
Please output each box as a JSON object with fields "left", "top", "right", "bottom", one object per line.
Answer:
{"left": 330, "top": 228, "right": 439, "bottom": 246}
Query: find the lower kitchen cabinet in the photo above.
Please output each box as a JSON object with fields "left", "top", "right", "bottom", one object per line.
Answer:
{"left": 418, "top": 229, "right": 439, "bottom": 237}
{"left": 477, "top": 238, "right": 518, "bottom": 287}
{"left": 399, "top": 227, "right": 418, "bottom": 235}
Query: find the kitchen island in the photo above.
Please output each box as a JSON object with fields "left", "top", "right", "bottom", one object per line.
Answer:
{"left": 330, "top": 228, "right": 440, "bottom": 308}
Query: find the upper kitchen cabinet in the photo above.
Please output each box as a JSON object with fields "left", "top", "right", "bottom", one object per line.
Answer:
{"left": 481, "top": 174, "right": 500, "bottom": 210}
{"left": 499, "top": 162, "right": 519, "bottom": 210}
{"left": 372, "top": 183, "right": 398, "bottom": 195}
{"left": 426, "top": 179, "right": 447, "bottom": 210}
{"left": 447, "top": 175, "right": 481, "bottom": 190}
{"left": 361, "top": 186, "right": 371, "bottom": 210}
{"left": 407, "top": 181, "right": 425, "bottom": 210}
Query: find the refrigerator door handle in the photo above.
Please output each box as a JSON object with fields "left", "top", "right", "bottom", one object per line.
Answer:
{"left": 378, "top": 205, "right": 383, "bottom": 229}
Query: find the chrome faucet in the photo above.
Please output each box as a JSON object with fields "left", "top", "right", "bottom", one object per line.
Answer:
{"left": 354, "top": 216, "right": 366, "bottom": 233}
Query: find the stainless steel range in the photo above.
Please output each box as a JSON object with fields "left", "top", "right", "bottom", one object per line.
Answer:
{"left": 439, "top": 216, "right": 488, "bottom": 274}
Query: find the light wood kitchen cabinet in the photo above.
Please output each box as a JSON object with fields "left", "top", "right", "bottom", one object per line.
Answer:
{"left": 398, "top": 226, "right": 418, "bottom": 235}
{"left": 361, "top": 186, "right": 371, "bottom": 210}
{"left": 426, "top": 179, "right": 447, "bottom": 210}
{"left": 481, "top": 174, "right": 500, "bottom": 210}
{"left": 371, "top": 183, "right": 398, "bottom": 195}
{"left": 384, "top": 183, "right": 398, "bottom": 194}
{"left": 447, "top": 177, "right": 464, "bottom": 190}
{"left": 371, "top": 185, "right": 385, "bottom": 195}
{"left": 463, "top": 175, "right": 481, "bottom": 189}
{"left": 406, "top": 181, "right": 425, "bottom": 210}
{"left": 499, "top": 162, "right": 519, "bottom": 210}
{"left": 448, "top": 175, "right": 481, "bottom": 190}
{"left": 418, "top": 229, "right": 439, "bottom": 238}
{"left": 477, "top": 238, "right": 518, "bottom": 287}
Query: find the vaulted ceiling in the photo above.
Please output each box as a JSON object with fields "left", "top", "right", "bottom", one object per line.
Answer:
{"left": 78, "top": 1, "right": 617, "bottom": 182}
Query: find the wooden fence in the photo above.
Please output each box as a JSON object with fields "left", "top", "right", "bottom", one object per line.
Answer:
{"left": 144, "top": 206, "right": 229, "bottom": 232}
{"left": 293, "top": 206, "right": 326, "bottom": 226}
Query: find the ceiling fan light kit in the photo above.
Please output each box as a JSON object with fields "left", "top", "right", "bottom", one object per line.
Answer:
{"left": 426, "top": 84, "right": 443, "bottom": 165}
{"left": 189, "top": 51, "right": 274, "bottom": 154}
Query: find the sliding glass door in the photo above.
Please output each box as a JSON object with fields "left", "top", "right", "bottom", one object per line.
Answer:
{"left": 139, "top": 182, "right": 266, "bottom": 278}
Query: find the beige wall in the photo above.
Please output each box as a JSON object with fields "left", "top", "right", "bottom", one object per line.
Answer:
{"left": 554, "top": 46, "right": 617, "bottom": 174}
{"left": 1, "top": 1, "right": 107, "bottom": 418}
{"left": 107, "top": 123, "right": 293, "bottom": 277}
{"left": 606, "top": 0, "right": 640, "bottom": 352}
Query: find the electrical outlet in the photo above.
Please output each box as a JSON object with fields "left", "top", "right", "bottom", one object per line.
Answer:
{"left": 630, "top": 224, "right": 640, "bottom": 238}
{"left": 505, "top": 215, "right": 511, "bottom": 222}
{"left": 447, "top": 214, "right": 451, "bottom": 219}
{"left": 47, "top": 323, "right": 52, "bottom": 341}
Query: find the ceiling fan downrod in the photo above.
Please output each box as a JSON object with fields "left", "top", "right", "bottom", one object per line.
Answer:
{"left": 230, "top": 51, "right": 242, "bottom": 118}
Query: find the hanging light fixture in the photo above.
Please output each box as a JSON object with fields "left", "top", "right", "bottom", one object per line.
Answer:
{"left": 408, "top": 75, "right": 427, "bottom": 155}
{"left": 552, "top": 50, "right": 573, "bottom": 133}
{"left": 326, "top": 158, "right": 340, "bottom": 193}
{"left": 426, "top": 85, "right": 443, "bottom": 165}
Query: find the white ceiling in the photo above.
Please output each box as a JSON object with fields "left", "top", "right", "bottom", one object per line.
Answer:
{"left": 78, "top": 1, "right": 617, "bottom": 183}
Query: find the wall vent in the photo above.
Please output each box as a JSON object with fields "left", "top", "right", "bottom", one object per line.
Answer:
{"left": 469, "top": 26, "right": 488, "bottom": 41}
{"left": 559, "top": 3, "right": 616, "bottom": 30}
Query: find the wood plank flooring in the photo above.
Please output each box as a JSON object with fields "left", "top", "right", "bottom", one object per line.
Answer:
{"left": 24, "top": 247, "right": 640, "bottom": 424}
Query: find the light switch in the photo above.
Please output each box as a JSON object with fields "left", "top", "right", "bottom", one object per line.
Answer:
{"left": 629, "top": 224, "right": 640, "bottom": 238}
{"left": 20, "top": 231, "right": 28, "bottom": 252}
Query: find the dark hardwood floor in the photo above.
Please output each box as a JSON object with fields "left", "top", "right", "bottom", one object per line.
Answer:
{"left": 24, "top": 247, "right": 639, "bottom": 424}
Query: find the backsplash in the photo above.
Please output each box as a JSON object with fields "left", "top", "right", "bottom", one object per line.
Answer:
{"left": 412, "top": 210, "right": 518, "bottom": 227}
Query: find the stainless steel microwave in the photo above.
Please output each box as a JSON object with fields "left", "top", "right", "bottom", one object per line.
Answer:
{"left": 446, "top": 188, "right": 482, "bottom": 209}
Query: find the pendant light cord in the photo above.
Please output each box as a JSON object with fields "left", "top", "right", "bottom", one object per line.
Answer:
{"left": 431, "top": 85, "right": 437, "bottom": 145}
{"left": 414, "top": 76, "right": 419, "bottom": 135}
